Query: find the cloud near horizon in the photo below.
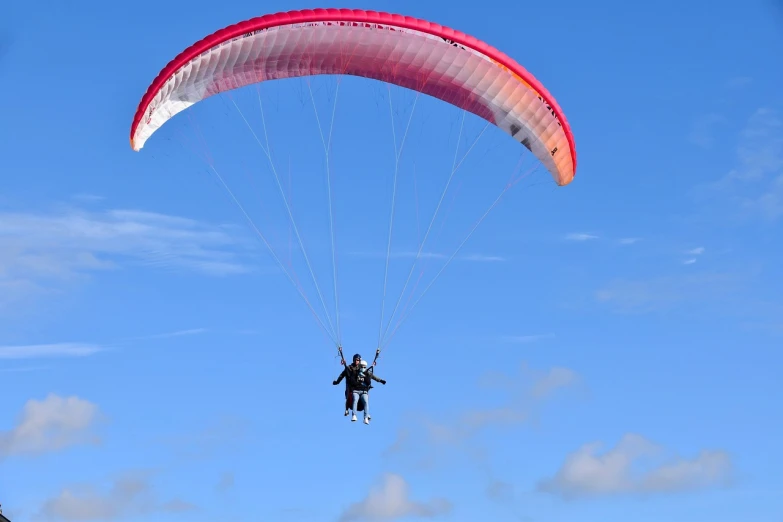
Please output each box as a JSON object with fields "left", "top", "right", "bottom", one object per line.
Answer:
{"left": 538, "top": 433, "right": 732, "bottom": 498}
{"left": 37, "top": 471, "right": 196, "bottom": 521}
{"left": 338, "top": 473, "right": 451, "bottom": 522}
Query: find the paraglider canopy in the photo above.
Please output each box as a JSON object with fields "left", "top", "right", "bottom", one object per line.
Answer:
{"left": 128, "top": 7, "right": 579, "bottom": 363}
{"left": 130, "top": 8, "right": 577, "bottom": 185}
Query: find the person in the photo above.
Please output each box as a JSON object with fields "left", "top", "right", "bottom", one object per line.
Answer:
{"left": 334, "top": 353, "right": 363, "bottom": 416}
{"left": 333, "top": 353, "right": 386, "bottom": 424}
{"left": 353, "top": 359, "right": 386, "bottom": 424}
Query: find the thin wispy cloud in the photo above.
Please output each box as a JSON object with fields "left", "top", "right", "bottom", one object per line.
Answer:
{"left": 349, "top": 250, "right": 505, "bottom": 262}
{"left": 565, "top": 233, "right": 599, "bottom": 241}
{"left": 619, "top": 237, "right": 641, "bottom": 245}
{"left": 725, "top": 76, "right": 752, "bottom": 89}
{"left": 0, "top": 206, "right": 259, "bottom": 308}
{"left": 595, "top": 271, "right": 745, "bottom": 313}
{"left": 0, "top": 343, "right": 104, "bottom": 360}
{"left": 538, "top": 433, "right": 732, "bottom": 498}
{"left": 0, "top": 329, "right": 209, "bottom": 362}
{"left": 383, "top": 429, "right": 410, "bottom": 457}
{"left": 387, "top": 363, "right": 581, "bottom": 497}
{"left": 393, "top": 363, "right": 579, "bottom": 454}
{"left": 338, "top": 473, "right": 451, "bottom": 522}
{"left": 37, "top": 471, "right": 196, "bottom": 521}
{"left": 124, "top": 328, "right": 209, "bottom": 341}
{"left": 156, "top": 415, "right": 249, "bottom": 460}
{"left": 530, "top": 367, "right": 579, "bottom": 399}
{"left": 680, "top": 247, "right": 705, "bottom": 265}
{"left": 702, "top": 108, "right": 783, "bottom": 222}
{"left": 465, "top": 365, "right": 577, "bottom": 431}
{"left": 0, "top": 394, "right": 102, "bottom": 457}
{"left": 485, "top": 480, "right": 514, "bottom": 503}
{"left": 216, "top": 472, "right": 235, "bottom": 492}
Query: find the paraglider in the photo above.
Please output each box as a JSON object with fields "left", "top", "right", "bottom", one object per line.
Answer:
{"left": 130, "top": 8, "right": 577, "bottom": 423}
{"left": 333, "top": 353, "right": 387, "bottom": 424}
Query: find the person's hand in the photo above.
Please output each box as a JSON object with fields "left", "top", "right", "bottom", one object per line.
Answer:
{"left": 332, "top": 380, "right": 339, "bottom": 385}
{"left": 380, "top": 379, "right": 387, "bottom": 385}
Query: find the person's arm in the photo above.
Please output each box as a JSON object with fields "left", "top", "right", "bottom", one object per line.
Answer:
{"left": 370, "top": 372, "right": 386, "bottom": 384}
{"left": 333, "top": 368, "right": 346, "bottom": 385}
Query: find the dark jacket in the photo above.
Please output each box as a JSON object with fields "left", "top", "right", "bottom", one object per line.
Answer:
{"left": 334, "top": 364, "right": 363, "bottom": 390}
{"left": 335, "top": 364, "right": 384, "bottom": 391}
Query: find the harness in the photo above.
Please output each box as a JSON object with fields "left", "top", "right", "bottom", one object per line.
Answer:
{"left": 337, "top": 346, "right": 380, "bottom": 413}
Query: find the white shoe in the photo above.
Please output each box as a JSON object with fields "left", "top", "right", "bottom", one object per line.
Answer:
{"left": 344, "top": 409, "right": 349, "bottom": 416}
{"left": 364, "top": 417, "right": 370, "bottom": 424}
{"left": 351, "top": 414, "right": 357, "bottom": 422}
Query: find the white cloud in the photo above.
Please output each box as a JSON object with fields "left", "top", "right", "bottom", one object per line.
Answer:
{"left": 38, "top": 472, "right": 195, "bottom": 521}
{"left": 338, "top": 473, "right": 451, "bottom": 522}
{"left": 538, "top": 433, "right": 732, "bottom": 498}
{"left": 0, "top": 394, "right": 101, "bottom": 457}
{"left": 0, "top": 343, "right": 103, "bottom": 360}
{"left": 0, "top": 207, "right": 257, "bottom": 307}
{"left": 564, "top": 233, "right": 599, "bottom": 241}
{"left": 595, "top": 272, "right": 743, "bottom": 313}
{"left": 683, "top": 259, "right": 697, "bottom": 265}
{"left": 687, "top": 247, "right": 705, "bottom": 255}
{"left": 619, "top": 238, "right": 641, "bottom": 245}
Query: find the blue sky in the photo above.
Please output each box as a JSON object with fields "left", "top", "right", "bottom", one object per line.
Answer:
{"left": 1, "top": 0, "right": 782, "bottom": 520}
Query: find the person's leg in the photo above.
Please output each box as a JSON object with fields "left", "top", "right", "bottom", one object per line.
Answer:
{"left": 351, "top": 390, "right": 360, "bottom": 421}
{"left": 362, "top": 392, "right": 370, "bottom": 418}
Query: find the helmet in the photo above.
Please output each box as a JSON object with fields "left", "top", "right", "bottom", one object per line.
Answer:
{"left": 360, "top": 359, "right": 368, "bottom": 369}
{"left": 352, "top": 353, "right": 362, "bottom": 363}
